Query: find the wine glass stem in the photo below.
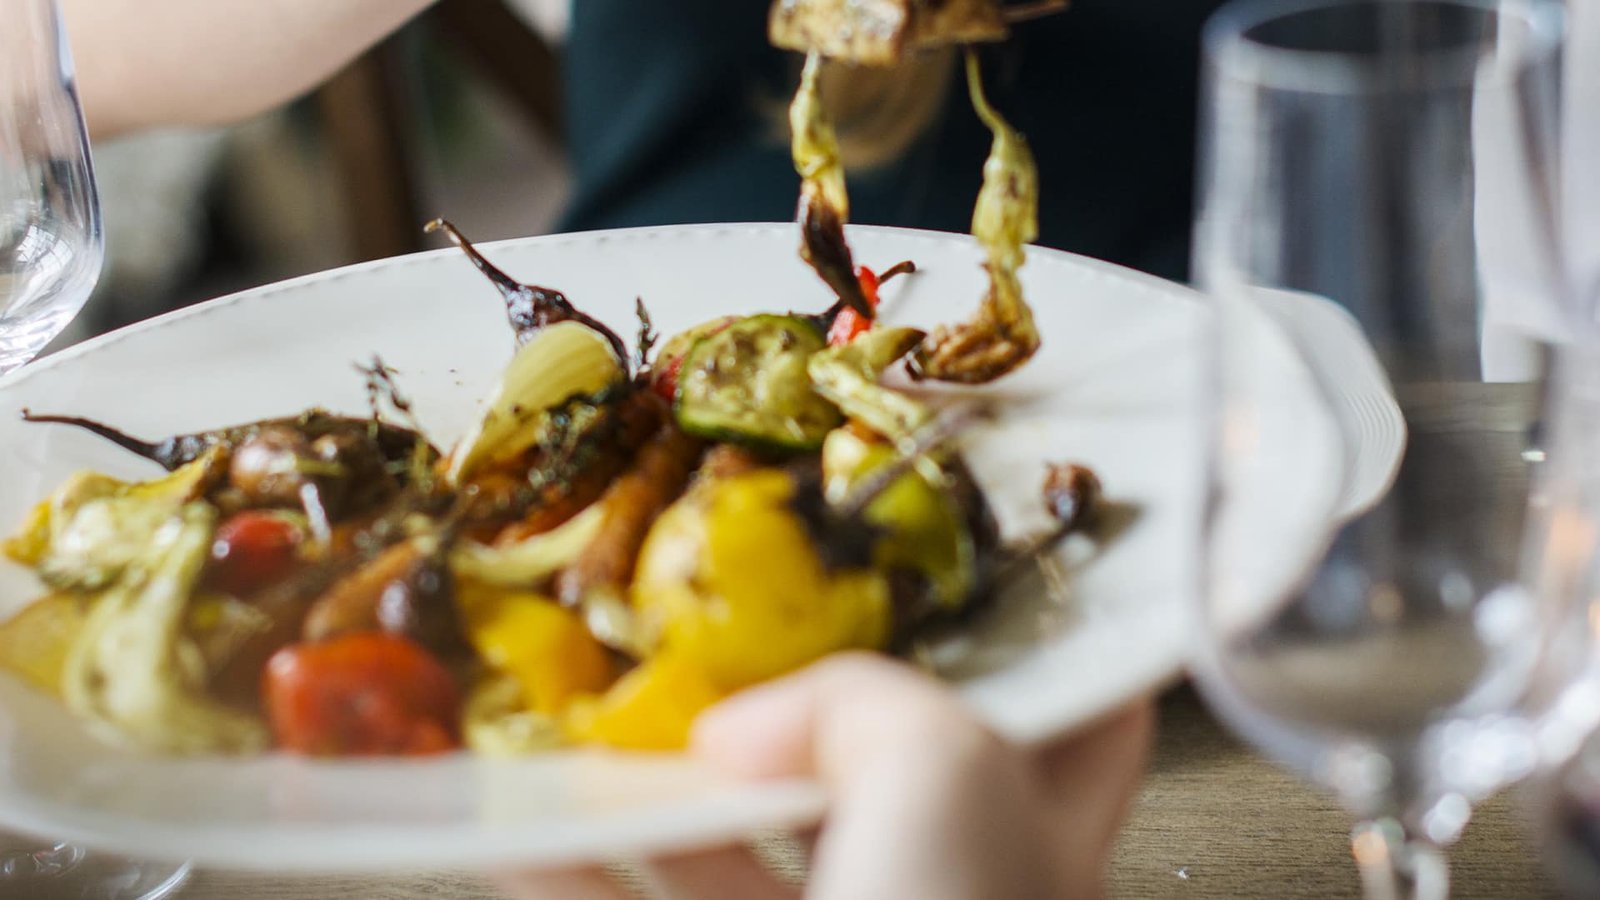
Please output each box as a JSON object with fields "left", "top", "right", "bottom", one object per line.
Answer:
{"left": 1352, "top": 819, "right": 1448, "bottom": 900}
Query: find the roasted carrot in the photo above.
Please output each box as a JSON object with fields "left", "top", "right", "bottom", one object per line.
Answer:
{"left": 555, "top": 425, "right": 705, "bottom": 610}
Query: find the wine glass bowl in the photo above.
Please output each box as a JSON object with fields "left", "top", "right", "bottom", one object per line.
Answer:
{"left": 0, "top": 0, "right": 102, "bottom": 373}
{"left": 1191, "top": 0, "right": 1566, "bottom": 896}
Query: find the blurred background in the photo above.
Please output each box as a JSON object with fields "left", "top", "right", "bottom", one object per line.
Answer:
{"left": 53, "top": 0, "right": 571, "bottom": 350}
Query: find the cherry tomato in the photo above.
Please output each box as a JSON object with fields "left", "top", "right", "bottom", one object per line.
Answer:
{"left": 827, "top": 266, "right": 882, "bottom": 346}
{"left": 264, "top": 633, "right": 462, "bottom": 756}
{"left": 206, "top": 511, "right": 303, "bottom": 596}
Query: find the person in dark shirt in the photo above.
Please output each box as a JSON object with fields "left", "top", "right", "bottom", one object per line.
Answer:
{"left": 562, "top": 0, "right": 1224, "bottom": 282}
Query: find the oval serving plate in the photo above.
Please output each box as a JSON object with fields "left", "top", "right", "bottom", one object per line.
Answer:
{"left": 0, "top": 223, "right": 1355, "bottom": 872}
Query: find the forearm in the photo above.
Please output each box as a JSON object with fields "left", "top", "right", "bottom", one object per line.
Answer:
{"left": 60, "top": 0, "right": 439, "bottom": 138}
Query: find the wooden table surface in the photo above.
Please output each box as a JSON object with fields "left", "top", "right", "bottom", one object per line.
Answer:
{"left": 181, "top": 685, "right": 1563, "bottom": 899}
{"left": 175, "top": 384, "right": 1567, "bottom": 898}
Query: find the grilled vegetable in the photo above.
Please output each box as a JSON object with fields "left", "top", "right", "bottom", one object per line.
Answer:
{"left": 263, "top": 632, "right": 461, "bottom": 756}
{"left": 446, "top": 320, "right": 628, "bottom": 484}
{"left": 649, "top": 316, "right": 738, "bottom": 401}
{"left": 451, "top": 503, "right": 604, "bottom": 589}
{"left": 822, "top": 428, "right": 975, "bottom": 611}
{"left": 6, "top": 451, "right": 225, "bottom": 592}
{"left": 826, "top": 261, "right": 916, "bottom": 346}
{"left": 0, "top": 592, "right": 91, "bottom": 696}
{"left": 809, "top": 326, "right": 930, "bottom": 440}
{"left": 555, "top": 424, "right": 704, "bottom": 629}
{"left": 789, "top": 52, "right": 870, "bottom": 317}
{"left": 911, "top": 52, "right": 1042, "bottom": 384}
{"left": 564, "top": 652, "right": 724, "bottom": 751}
{"left": 632, "top": 469, "right": 892, "bottom": 689}
{"left": 61, "top": 504, "right": 269, "bottom": 754}
{"left": 427, "top": 219, "right": 629, "bottom": 362}
{"left": 455, "top": 580, "right": 612, "bottom": 716}
{"left": 769, "top": 0, "right": 1014, "bottom": 65}
{"left": 483, "top": 388, "right": 668, "bottom": 543}
{"left": 205, "top": 510, "right": 306, "bottom": 596}
{"left": 463, "top": 673, "right": 563, "bottom": 755}
{"left": 21, "top": 409, "right": 430, "bottom": 482}
{"left": 675, "top": 315, "right": 841, "bottom": 451}
{"left": 1043, "top": 461, "right": 1102, "bottom": 533}
{"left": 302, "top": 541, "right": 426, "bottom": 641}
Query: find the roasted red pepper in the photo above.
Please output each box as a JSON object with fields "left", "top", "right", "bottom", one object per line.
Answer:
{"left": 826, "top": 261, "right": 914, "bottom": 346}
{"left": 263, "top": 633, "right": 462, "bottom": 756}
{"left": 827, "top": 266, "right": 882, "bottom": 346}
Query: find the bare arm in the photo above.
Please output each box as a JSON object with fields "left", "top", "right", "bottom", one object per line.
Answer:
{"left": 60, "top": 0, "right": 439, "bottom": 138}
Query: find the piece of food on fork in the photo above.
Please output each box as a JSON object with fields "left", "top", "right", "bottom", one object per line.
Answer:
{"left": 769, "top": 0, "right": 1067, "bottom": 65}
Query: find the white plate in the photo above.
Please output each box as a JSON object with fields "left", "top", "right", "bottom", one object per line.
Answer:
{"left": 0, "top": 223, "right": 1350, "bottom": 873}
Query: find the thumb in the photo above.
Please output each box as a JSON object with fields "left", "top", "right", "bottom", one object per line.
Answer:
{"left": 689, "top": 654, "right": 1062, "bottom": 900}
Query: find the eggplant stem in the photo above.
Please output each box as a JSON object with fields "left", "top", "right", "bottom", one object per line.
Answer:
{"left": 20, "top": 410, "right": 163, "bottom": 462}
{"left": 427, "top": 217, "right": 631, "bottom": 362}
{"left": 878, "top": 260, "right": 917, "bottom": 284}
{"left": 425, "top": 218, "right": 537, "bottom": 302}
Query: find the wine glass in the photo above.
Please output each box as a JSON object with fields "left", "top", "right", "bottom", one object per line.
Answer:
{"left": 0, "top": 0, "right": 101, "bottom": 372}
{"left": 1191, "top": 1, "right": 1566, "bottom": 897}
{"left": 0, "top": 1, "right": 189, "bottom": 897}
{"left": 1515, "top": 338, "right": 1600, "bottom": 899}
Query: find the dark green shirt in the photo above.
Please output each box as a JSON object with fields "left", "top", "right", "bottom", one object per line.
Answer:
{"left": 560, "top": 1, "right": 1224, "bottom": 282}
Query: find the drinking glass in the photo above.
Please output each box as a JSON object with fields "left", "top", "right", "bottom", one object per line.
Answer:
{"left": 0, "top": 1, "right": 188, "bottom": 897}
{"left": 1191, "top": 1, "right": 1565, "bottom": 897}
{"left": 1, "top": 0, "right": 102, "bottom": 372}
{"left": 1518, "top": 340, "right": 1600, "bottom": 899}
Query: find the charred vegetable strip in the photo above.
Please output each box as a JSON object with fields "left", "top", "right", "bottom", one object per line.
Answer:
{"left": 556, "top": 424, "right": 705, "bottom": 623}
{"left": 426, "top": 218, "right": 629, "bottom": 363}
{"left": 791, "top": 53, "right": 871, "bottom": 318}
{"left": 911, "top": 51, "right": 1042, "bottom": 384}
{"left": 809, "top": 326, "right": 930, "bottom": 441}
{"left": 675, "top": 315, "right": 841, "bottom": 451}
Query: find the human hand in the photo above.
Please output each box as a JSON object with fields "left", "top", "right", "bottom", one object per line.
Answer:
{"left": 499, "top": 653, "right": 1154, "bottom": 900}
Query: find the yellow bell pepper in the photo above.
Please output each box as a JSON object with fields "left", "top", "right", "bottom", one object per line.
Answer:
{"left": 564, "top": 652, "right": 725, "bottom": 751}
{"left": 0, "top": 592, "right": 91, "bottom": 696}
{"left": 821, "top": 428, "right": 975, "bottom": 610}
{"left": 455, "top": 580, "right": 613, "bottom": 715}
{"left": 633, "top": 469, "right": 892, "bottom": 690}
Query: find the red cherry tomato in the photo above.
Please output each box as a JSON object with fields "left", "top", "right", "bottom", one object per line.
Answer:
{"left": 207, "top": 511, "right": 303, "bottom": 596}
{"left": 263, "top": 633, "right": 462, "bottom": 756}
{"left": 827, "top": 266, "right": 882, "bottom": 346}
